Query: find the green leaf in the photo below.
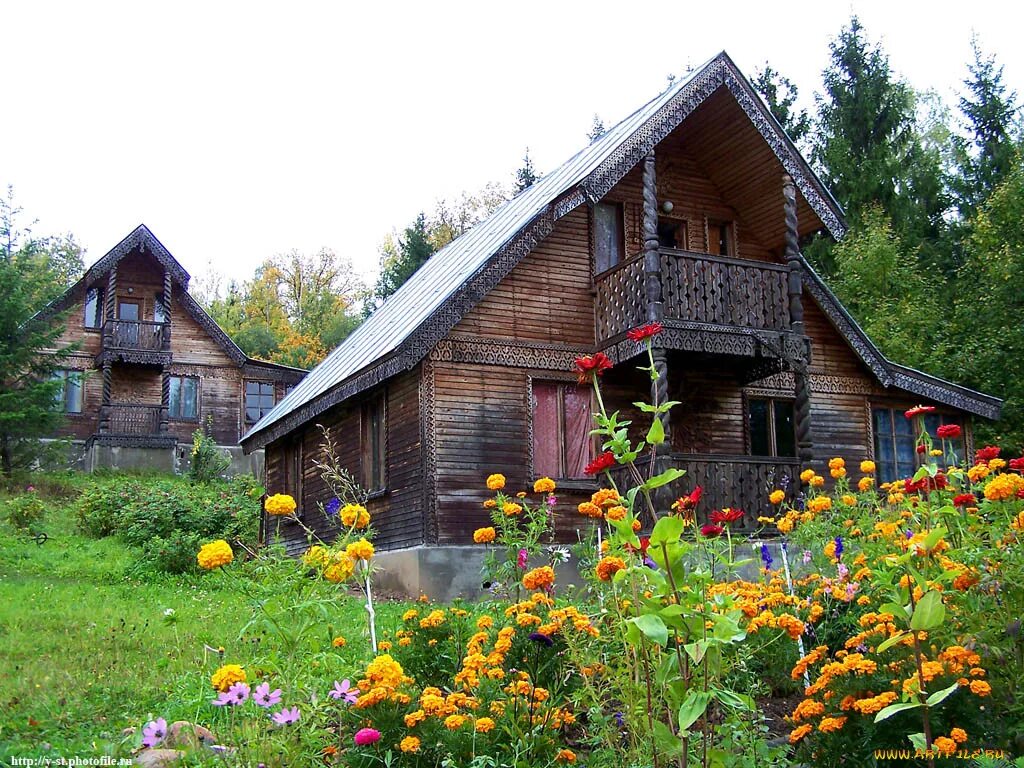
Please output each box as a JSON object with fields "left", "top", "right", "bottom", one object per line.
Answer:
{"left": 629, "top": 614, "right": 669, "bottom": 647}
{"left": 678, "top": 691, "right": 713, "bottom": 734}
{"left": 650, "top": 516, "right": 685, "bottom": 547}
{"left": 874, "top": 701, "right": 922, "bottom": 722}
{"left": 880, "top": 601, "right": 911, "bottom": 623}
{"left": 684, "top": 639, "right": 709, "bottom": 664}
{"left": 921, "top": 526, "right": 948, "bottom": 552}
{"left": 712, "top": 687, "right": 754, "bottom": 710}
{"left": 925, "top": 681, "right": 959, "bottom": 707}
{"left": 651, "top": 720, "right": 684, "bottom": 758}
{"left": 907, "top": 733, "right": 928, "bottom": 751}
{"left": 910, "top": 590, "right": 945, "bottom": 631}
{"left": 875, "top": 630, "right": 908, "bottom": 653}
{"left": 643, "top": 467, "right": 686, "bottom": 491}
{"left": 647, "top": 417, "right": 665, "bottom": 446}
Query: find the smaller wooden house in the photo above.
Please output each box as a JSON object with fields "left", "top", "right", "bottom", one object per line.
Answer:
{"left": 39, "top": 225, "right": 306, "bottom": 472}
{"left": 241, "top": 53, "right": 1000, "bottom": 597}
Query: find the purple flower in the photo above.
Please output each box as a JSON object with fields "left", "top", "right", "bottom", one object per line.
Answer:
{"left": 212, "top": 682, "right": 250, "bottom": 707}
{"left": 760, "top": 543, "right": 773, "bottom": 571}
{"left": 905, "top": 529, "right": 914, "bottom": 539}
{"left": 142, "top": 717, "right": 167, "bottom": 747}
{"left": 837, "top": 563, "right": 850, "bottom": 580}
{"left": 325, "top": 497, "right": 341, "bottom": 516}
{"left": 517, "top": 548, "right": 528, "bottom": 569}
{"left": 844, "top": 583, "right": 857, "bottom": 600}
{"left": 833, "top": 536, "right": 843, "bottom": 562}
{"left": 271, "top": 706, "right": 300, "bottom": 725}
{"left": 614, "top": 711, "right": 625, "bottom": 728}
{"left": 329, "top": 679, "right": 359, "bottom": 705}
{"left": 802, "top": 550, "right": 812, "bottom": 565}
{"left": 528, "top": 632, "right": 554, "bottom": 647}
{"left": 253, "top": 682, "right": 282, "bottom": 708}
{"left": 547, "top": 495, "right": 558, "bottom": 507}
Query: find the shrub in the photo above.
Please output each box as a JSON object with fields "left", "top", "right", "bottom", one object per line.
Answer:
{"left": 188, "top": 421, "right": 231, "bottom": 483}
{"left": 1, "top": 491, "right": 45, "bottom": 533}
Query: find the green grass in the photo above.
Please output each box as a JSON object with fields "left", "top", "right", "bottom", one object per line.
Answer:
{"left": 0, "top": 480, "right": 412, "bottom": 762}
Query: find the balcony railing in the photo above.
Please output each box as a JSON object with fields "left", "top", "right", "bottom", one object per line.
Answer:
{"left": 103, "top": 320, "right": 168, "bottom": 353}
{"left": 595, "top": 249, "right": 791, "bottom": 343}
{"left": 611, "top": 453, "right": 800, "bottom": 532}
{"left": 105, "top": 404, "right": 163, "bottom": 435}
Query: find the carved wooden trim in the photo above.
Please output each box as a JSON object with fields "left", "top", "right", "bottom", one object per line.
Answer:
{"left": 87, "top": 434, "right": 178, "bottom": 449}
{"left": 419, "top": 360, "right": 438, "bottom": 545}
{"left": 888, "top": 369, "right": 1001, "bottom": 421}
{"left": 432, "top": 336, "right": 589, "bottom": 371}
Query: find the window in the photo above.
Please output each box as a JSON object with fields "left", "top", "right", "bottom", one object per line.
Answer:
{"left": 594, "top": 202, "right": 624, "bottom": 273}
{"left": 52, "top": 370, "right": 83, "bottom": 413}
{"left": 747, "top": 397, "right": 796, "bottom": 457}
{"left": 706, "top": 219, "right": 734, "bottom": 257}
{"left": 532, "top": 381, "right": 592, "bottom": 479}
{"left": 873, "top": 407, "right": 964, "bottom": 484}
{"left": 168, "top": 376, "right": 199, "bottom": 420}
{"left": 118, "top": 301, "right": 140, "bottom": 321}
{"left": 361, "top": 395, "right": 386, "bottom": 492}
{"left": 245, "top": 381, "right": 276, "bottom": 423}
{"left": 658, "top": 219, "right": 688, "bottom": 249}
{"left": 282, "top": 438, "right": 303, "bottom": 517}
{"left": 153, "top": 293, "right": 167, "bottom": 323}
{"left": 84, "top": 288, "right": 104, "bottom": 329}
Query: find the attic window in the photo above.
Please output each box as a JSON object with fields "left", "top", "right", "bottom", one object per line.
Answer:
{"left": 84, "top": 288, "right": 103, "bottom": 329}
{"left": 594, "top": 202, "right": 624, "bottom": 273}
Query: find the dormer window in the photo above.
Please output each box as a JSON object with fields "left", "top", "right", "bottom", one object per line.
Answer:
{"left": 594, "top": 202, "right": 624, "bottom": 273}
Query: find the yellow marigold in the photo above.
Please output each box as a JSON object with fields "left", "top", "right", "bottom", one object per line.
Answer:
{"left": 264, "top": 493, "right": 297, "bottom": 516}
{"left": 596, "top": 555, "right": 626, "bottom": 582}
{"left": 477, "top": 615, "right": 494, "bottom": 630}
{"left": 605, "top": 505, "right": 628, "bottom": 522}
{"left": 828, "top": 457, "right": 845, "bottom": 470}
{"left": 324, "top": 553, "right": 355, "bottom": 582}
{"left": 818, "top": 716, "right": 846, "bottom": 733}
{"left": 968, "top": 464, "right": 990, "bottom": 482}
{"left": 403, "top": 609, "right": 419, "bottom": 621}
{"left": 503, "top": 502, "right": 523, "bottom": 517}
{"left": 807, "top": 496, "right": 832, "bottom": 514}
{"left": 789, "top": 724, "right": 813, "bottom": 744}
{"left": 792, "top": 698, "right": 825, "bottom": 722}
{"left": 950, "top": 727, "right": 968, "bottom": 744}
{"left": 841, "top": 494, "right": 857, "bottom": 506}
{"left": 533, "top": 477, "right": 556, "bottom": 493}
{"left": 302, "top": 545, "right": 329, "bottom": 568}
{"left": 984, "top": 473, "right": 1024, "bottom": 501}
{"left": 473, "top": 527, "right": 496, "bottom": 544}
{"left": 346, "top": 538, "right": 374, "bottom": 561}
{"left": 860, "top": 460, "right": 876, "bottom": 474}
{"left": 483, "top": 499, "right": 497, "bottom": 509}
{"left": 332, "top": 636, "right": 346, "bottom": 647}
{"left": 591, "top": 488, "right": 620, "bottom": 507}
{"left": 378, "top": 641, "right": 392, "bottom": 651}
{"left": 933, "top": 736, "right": 957, "bottom": 754}
{"left": 486, "top": 474, "right": 506, "bottom": 490}
{"left": 777, "top": 515, "right": 795, "bottom": 534}
{"left": 810, "top": 475, "right": 825, "bottom": 488}
{"left": 197, "top": 539, "right": 234, "bottom": 570}
{"left": 339, "top": 503, "right": 371, "bottom": 528}
{"left": 555, "top": 749, "right": 577, "bottom": 763}
{"left": 444, "top": 714, "right": 466, "bottom": 730}
{"left": 404, "top": 709, "right": 426, "bottom": 727}
{"left": 361, "top": 654, "right": 405, "bottom": 691}
{"left": 851, "top": 691, "right": 897, "bottom": 715}
{"left": 800, "top": 468, "right": 815, "bottom": 483}
{"left": 858, "top": 476, "right": 874, "bottom": 491}
{"left": 475, "top": 716, "right": 496, "bottom": 733}
{"left": 1011, "top": 511, "right": 1024, "bottom": 531}
{"left": 577, "top": 501, "right": 603, "bottom": 518}
{"left": 420, "top": 610, "right": 446, "bottom": 629}
{"left": 831, "top": 468, "right": 847, "bottom": 479}
{"left": 769, "top": 490, "right": 786, "bottom": 505}
{"left": 969, "top": 679, "right": 991, "bottom": 696}
{"left": 400, "top": 735, "right": 421, "bottom": 753}
{"left": 211, "top": 664, "right": 246, "bottom": 692}
{"left": 523, "top": 566, "right": 555, "bottom": 591}
{"left": 989, "top": 458, "right": 1007, "bottom": 470}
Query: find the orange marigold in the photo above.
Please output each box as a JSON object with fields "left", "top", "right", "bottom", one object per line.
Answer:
{"left": 596, "top": 555, "right": 626, "bottom": 582}
{"left": 950, "top": 727, "right": 968, "bottom": 744}
{"left": 933, "top": 736, "right": 957, "bottom": 754}
{"left": 486, "top": 474, "right": 506, "bottom": 491}
{"left": 522, "top": 566, "right": 555, "bottom": 591}
{"left": 533, "top": 477, "right": 556, "bottom": 493}
{"left": 473, "top": 527, "right": 496, "bottom": 544}
{"left": 789, "top": 724, "right": 813, "bottom": 744}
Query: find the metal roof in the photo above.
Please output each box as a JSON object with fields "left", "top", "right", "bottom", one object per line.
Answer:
{"left": 243, "top": 58, "right": 720, "bottom": 445}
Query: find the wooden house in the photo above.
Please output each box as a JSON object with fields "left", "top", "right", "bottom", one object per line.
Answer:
{"left": 40, "top": 225, "right": 306, "bottom": 472}
{"left": 241, "top": 53, "right": 1000, "bottom": 588}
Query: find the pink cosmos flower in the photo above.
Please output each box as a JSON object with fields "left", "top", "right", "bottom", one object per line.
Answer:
{"left": 253, "top": 682, "right": 281, "bottom": 708}
{"left": 271, "top": 706, "right": 300, "bottom": 726}
{"left": 354, "top": 727, "right": 381, "bottom": 746}
{"left": 517, "top": 549, "right": 529, "bottom": 569}
{"left": 141, "top": 718, "right": 167, "bottom": 747}
{"left": 329, "top": 679, "right": 359, "bottom": 704}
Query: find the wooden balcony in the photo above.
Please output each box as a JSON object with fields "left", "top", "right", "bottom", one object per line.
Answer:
{"left": 612, "top": 453, "right": 800, "bottom": 532}
{"left": 595, "top": 249, "right": 795, "bottom": 359}
{"left": 97, "top": 320, "right": 170, "bottom": 366}
{"left": 90, "top": 403, "right": 176, "bottom": 449}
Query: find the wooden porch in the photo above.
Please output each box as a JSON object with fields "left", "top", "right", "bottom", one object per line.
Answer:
{"left": 612, "top": 453, "right": 800, "bottom": 532}
{"left": 90, "top": 403, "right": 176, "bottom": 448}
{"left": 595, "top": 249, "right": 794, "bottom": 348}
{"left": 96, "top": 319, "right": 171, "bottom": 366}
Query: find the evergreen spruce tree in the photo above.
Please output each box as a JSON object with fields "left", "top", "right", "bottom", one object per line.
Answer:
{"left": 513, "top": 148, "right": 538, "bottom": 194}
{"left": 587, "top": 114, "right": 606, "bottom": 143}
{"left": 752, "top": 64, "right": 811, "bottom": 145}
{"left": 370, "top": 213, "right": 436, "bottom": 309}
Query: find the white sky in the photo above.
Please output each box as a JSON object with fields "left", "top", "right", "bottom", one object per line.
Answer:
{"left": 4, "top": 1, "right": 1022, "bottom": 291}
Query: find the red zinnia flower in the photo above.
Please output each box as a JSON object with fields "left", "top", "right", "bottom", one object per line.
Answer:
{"left": 709, "top": 507, "right": 744, "bottom": 525}
{"left": 573, "top": 352, "right": 613, "bottom": 384}
{"left": 700, "top": 524, "right": 724, "bottom": 538}
{"left": 672, "top": 486, "right": 702, "bottom": 512}
{"left": 953, "top": 493, "right": 976, "bottom": 506}
{"left": 916, "top": 444, "right": 926, "bottom": 454}
{"left": 584, "top": 451, "right": 616, "bottom": 475}
{"left": 936, "top": 424, "right": 961, "bottom": 439}
{"left": 626, "top": 322, "right": 664, "bottom": 343}
{"left": 1009, "top": 457, "right": 1024, "bottom": 471}
{"left": 975, "top": 445, "right": 1001, "bottom": 463}
{"left": 905, "top": 405, "right": 936, "bottom": 419}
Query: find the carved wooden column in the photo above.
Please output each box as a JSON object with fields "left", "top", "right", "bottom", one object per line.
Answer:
{"left": 103, "top": 266, "right": 117, "bottom": 350}
{"left": 160, "top": 371, "right": 170, "bottom": 434}
{"left": 783, "top": 175, "right": 813, "bottom": 465}
{"left": 161, "top": 270, "right": 172, "bottom": 350}
{"left": 100, "top": 362, "right": 112, "bottom": 434}
{"left": 642, "top": 153, "right": 670, "bottom": 445}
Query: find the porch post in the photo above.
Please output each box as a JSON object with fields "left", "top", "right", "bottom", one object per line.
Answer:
{"left": 103, "top": 265, "right": 117, "bottom": 349}
{"left": 642, "top": 152, "right": 670, "bottom": 445}
{"left": 783, "top": 175, "right": 813, "bottom": 465}
{"left": 99, "top": 362, "right": 112, "bottom": 434}
{"left": 161, "top": 270, "right": 172, "bottom": 350}
{"left": 160, "top": 371, "right": 170, "bottom": 434}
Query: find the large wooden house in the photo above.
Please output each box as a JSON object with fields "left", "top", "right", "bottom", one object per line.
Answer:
{"left": 242, "top": 53, "right": 1000, "bottom": 591}
{"left": 40, "top": 225, "right": 306, "bottom": 472}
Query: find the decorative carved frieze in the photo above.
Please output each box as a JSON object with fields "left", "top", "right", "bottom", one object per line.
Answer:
{"left": 431, "top": 337, "right": 588, "bottom": 371}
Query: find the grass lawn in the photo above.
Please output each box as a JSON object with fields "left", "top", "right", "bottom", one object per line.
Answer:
{"left": 0, "top": 487, "right": 411, "bottom": 762}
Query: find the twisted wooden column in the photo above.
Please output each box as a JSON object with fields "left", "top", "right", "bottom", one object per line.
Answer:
{"left": 103, "top": 266, "right": 117, "bottom": 347}
{"left": 642, "top": 153, "right": 670, "bottom": 446}
{"left": 162, "top": 270, "right": 172, "bottom": 350}
{"left": 783, "top": 175, "right": 813, "bottom": 465}
{"left": 100, "top": 362, "right": 112, "bottom": 433}
{"left": 160, "top": 371, "right": 170, "bottom": 434}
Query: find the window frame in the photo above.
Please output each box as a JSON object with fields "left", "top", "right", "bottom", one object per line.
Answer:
{"left": 529, "top": 378, "right": 594, "bottom": 482}
{"left": 53, "top": 369, "right": 84, "bottom": 414}
{"left": 168, "top": 375, "right": 200, "bottom": 422}
{"left": 361, "top": 393, "right": 387, "bottom": 494}
{"left": 871, "top": 405, "right": 965, "bottom": 484}
{"left": 705, "top": 217, "right": 736, "bottom": 257}
{"left": 657, "top": 218, "right": 689, "bottom": 250}
{"left": 244, "top": 380, "right": 276, "bottom": 424}
{"left": 593, "top": 201, "right": 625, "bottom": 275}
{"left": 83, "top": 287, "right": 104, "bottom": 330}
{"left": 745, "top": 395, "right": 796, "bottom": 458}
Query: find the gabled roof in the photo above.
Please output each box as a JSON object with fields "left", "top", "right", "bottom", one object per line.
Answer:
{"left": 242, "top": 52, "right": 998, "bottom": 450}
{"left": 41, "top": 224, "right": 305, "bottom": 374}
